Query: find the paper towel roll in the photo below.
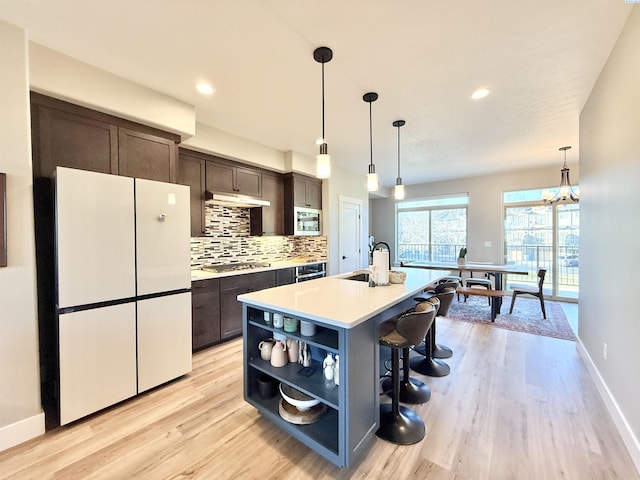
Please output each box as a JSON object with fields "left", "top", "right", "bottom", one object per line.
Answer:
{"left": 372, "top": 250, "right": 389, "bottom": 285}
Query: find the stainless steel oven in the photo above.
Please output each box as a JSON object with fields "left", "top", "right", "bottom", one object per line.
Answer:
{"left": 295, "top": 262, "right": 326, "bottom": 282}
{"left": 294, "top": 207, "right": 322, "bottom": 236}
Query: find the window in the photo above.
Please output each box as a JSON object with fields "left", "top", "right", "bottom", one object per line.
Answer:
{"left": 503, "top": 188, "right": 579, "bottom": 300}
{"left": 396, "top": 195, "right": 468, "bottom": 263}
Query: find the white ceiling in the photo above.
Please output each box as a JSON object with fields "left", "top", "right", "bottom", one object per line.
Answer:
{"left": 0, "top": 1, "right": 633, "bottom": 186}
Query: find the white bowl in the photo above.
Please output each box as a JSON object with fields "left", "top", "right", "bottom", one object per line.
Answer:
{"left": 279, "top": 383, "right": 320, "bottom": 411}
{"left": 389, "top": 270, "right": 407, "bottom": 284}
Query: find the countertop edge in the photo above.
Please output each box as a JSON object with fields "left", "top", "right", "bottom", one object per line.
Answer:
{"left": 238, "top": 269, "right": 450, "bottom": 329}
{"left": 190, "top": 259, "right": 326, "bottom": 281}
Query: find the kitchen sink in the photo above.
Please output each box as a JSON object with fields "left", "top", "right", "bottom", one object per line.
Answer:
{"left": 343, "top": 273, "right": 370, "bottom": 282}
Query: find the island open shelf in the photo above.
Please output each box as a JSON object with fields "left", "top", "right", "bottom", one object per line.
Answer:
{"left": 239, "top": 268, "right": 448, "bottom": 467}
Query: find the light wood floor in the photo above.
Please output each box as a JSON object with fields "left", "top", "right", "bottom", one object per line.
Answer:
{"left": 2, "top": 313, "right": 638, "bottom": 480}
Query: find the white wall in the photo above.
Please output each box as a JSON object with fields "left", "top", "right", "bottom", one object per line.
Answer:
{"left": 0, "top": 20, "right": 44, "bottom": 450}
{"left": 29, "top": 43, "right": 196, "bottom": 139}
{"left": 370, "top": 163, "right": 578, "bottom": 265}
{"left": 325, "top": 166, "right": 369, "bottom": 275}
{"left": 579, "top": 5, "right": 640, "bottom": 469}
{"left": 182, "top": 122, "right": 286, "bottom": 172}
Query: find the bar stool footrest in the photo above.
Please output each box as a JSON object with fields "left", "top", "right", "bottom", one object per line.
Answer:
{"left": 381, "top": 377, "right": 431, "bottom": 404}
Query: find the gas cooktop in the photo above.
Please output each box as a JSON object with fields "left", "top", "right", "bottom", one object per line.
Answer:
{"left": 201, "top": 262, "right": 271, "bottom": 274}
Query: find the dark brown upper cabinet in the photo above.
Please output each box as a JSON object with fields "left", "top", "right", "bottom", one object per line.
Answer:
{"left": 118, "top": 128, "right": 176, "bottom": 183}
{"left": 31, "top": 101, "right": 118, "bottom": 179}
{"left": 285, "top": 173, "right": 322, "bottom": 210}
{"left": 205, "top": 159, "right": 262, "bottom": 197}
{"left": 177, "top": 149, "right": 206, "bottom": 236}
{"left": 250, "top": 171, "right": 284, "bottom": 236}
{"left": 30, "top": 92, "right": 179, "bottom": 183}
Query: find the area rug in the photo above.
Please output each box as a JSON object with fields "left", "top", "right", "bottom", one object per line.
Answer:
{"left": 445, "top": 294, "right": 576, "bottom": 341}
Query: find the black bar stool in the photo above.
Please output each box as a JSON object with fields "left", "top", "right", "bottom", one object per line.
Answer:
{"left": 409, "top": 297, "right": 451, "bottom": 377}
{"left": 380, "top": 328, "right": 431, "bottom": 405}
{"left": 414, "top": 283, "right": 456, "bottom": 359}
{"left": 376, "top": 302, "right": 436, "bottom": 445}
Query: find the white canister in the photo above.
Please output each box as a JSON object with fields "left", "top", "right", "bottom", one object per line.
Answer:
{"left": 273, "top": 313, "right": 284, "bottom": 328}
{"left": 300, "top": 320, "right": 316, "bottom": 336}
{"left": 263, "top": 311, "right": 271, "bottom": 326}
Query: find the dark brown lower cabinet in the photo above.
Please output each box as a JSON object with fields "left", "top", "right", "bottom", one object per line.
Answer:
{"left": 276, "top": 267, "right": 295, "bottom": 286}
{"left": 219, "top": 271, "right": 276, "bottom": 340}
{"left": 191, "top": 279, "right": 221, "bottom": 350}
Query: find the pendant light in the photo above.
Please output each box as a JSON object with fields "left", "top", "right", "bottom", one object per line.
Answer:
{"left": 313, "top": 47, "right": 332, "bottom": 179}
{"left": 363, "top": 92, "right": 379, "bottom": 192}
{"left": 393, "top": 120, "right": 406, "bottom": 200}
{"left": 543, "top": 146, "right": 579, "bottom": 204}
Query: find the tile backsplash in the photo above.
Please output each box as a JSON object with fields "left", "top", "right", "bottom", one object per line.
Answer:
{"left": 190, "top": 204, "right": 327, "bottom": 267}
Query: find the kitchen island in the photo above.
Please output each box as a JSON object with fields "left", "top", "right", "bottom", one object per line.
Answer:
{"left": 238, "top": 267, "right": 447, "bottom": 467}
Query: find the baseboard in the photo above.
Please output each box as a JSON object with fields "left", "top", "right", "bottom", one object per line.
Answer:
{"left": 0, "top": 412, "right": 45, "bottom": 452}
{"left": 577, "top": 339, "right": 640, "bottom": 474}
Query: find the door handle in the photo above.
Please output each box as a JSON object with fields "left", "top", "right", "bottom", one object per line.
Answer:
{"left": 342, "top": 255, "right": 347, "bottom": 259}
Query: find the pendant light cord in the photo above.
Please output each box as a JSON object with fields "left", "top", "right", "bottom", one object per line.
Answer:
{"left": 397, "top": 125, "right": 401, "bottom": 177}
{"left": 321, "top": 62, "right": 325, "bottom": 140}
{"left": 369, "top": 102, "right": 373, "bottom": 167}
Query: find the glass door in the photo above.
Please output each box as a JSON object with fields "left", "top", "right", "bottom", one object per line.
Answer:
{"left": 503, "top": 189, "right": 579, "bottom": 301}
{"left": 555, "top": 203, "right": 579, "bottom": 299}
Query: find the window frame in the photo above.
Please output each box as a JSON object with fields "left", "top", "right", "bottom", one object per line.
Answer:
{"left": 395, "top": 194, "right": 469, "bottom": 264}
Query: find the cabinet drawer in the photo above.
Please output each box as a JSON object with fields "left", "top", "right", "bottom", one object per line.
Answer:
{"left": 192, "top": 278, "right": 219, "bottom": 293}
{"left": 220, "top": 271, "right": 276, "bottom": 291}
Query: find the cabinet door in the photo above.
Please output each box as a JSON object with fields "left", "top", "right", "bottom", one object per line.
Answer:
{"left": 276, "top": 268, "right": 296, "bottom": 286}
{"left": 293, "top": 176, "right": 309, "bottom": 207}
{"left": 235, "top": 167, "right": 262, "bottom": 196}
{"left": 205, "top": 160, "right": 235, "bottom": 194}
{"left": 250, "top": 172, "right": 283, "bottom": 235}
{"left": 306, "top": 179, "right": 322, "bottom": 209}
{"left": 178, "top": 152, "right": 206, "bottom": 236}
{"left": 33, "top": 104, "right": 118, "bottom": 178}
{"left": 192, "top": 279, "right": 221, "bottom": 350}
{"left": 220, "top": 286, "right": 245, "bottom": 339}
{"left": 118, "top": 128, "right": 177, "bottom": 183}
{"left": 220, "top": 271, "right": 276, "bottom": 339}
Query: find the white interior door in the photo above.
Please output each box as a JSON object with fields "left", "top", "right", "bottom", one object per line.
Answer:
{"left": 56, "top": 167, "right": 135, "bottom": 308}
{"left": 137, "top": 292, "right": 192, "bottom": 393}
{"left": 59, "top": 303, "right": 137, "bottom": 425}
{"left": 339, "top": 196, "right": 362, "bottom": 273}
{"left": 135, "top": 178, "right": 191, "bottom": 295}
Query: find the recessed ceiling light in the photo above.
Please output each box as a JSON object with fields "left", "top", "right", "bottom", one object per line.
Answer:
{"left": 471, "top": 88, "right": 490, "bottom": 100}
{"left": 196, "top": 83, "right": 215, "bottom": 95}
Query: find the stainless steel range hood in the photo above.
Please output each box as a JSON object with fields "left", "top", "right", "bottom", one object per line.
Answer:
{"left": 204, "top": 191, "right": 270, "bottom": 208}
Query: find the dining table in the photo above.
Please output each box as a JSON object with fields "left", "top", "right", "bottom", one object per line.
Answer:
{"left": 400, "top": 260, "right": 529, "bottom": 312}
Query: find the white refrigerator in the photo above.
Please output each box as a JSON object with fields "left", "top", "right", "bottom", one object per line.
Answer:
{"left": 55, "top": 166, "right": 192, "bottom": 425}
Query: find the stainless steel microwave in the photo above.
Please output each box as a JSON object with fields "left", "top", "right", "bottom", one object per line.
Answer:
{"left": 294, "top": 207, "right": 322, "bottom": 236}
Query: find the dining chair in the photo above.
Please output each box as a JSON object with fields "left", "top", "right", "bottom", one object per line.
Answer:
{"left": 509, "top": 268, "right": 547, "bottom": 319}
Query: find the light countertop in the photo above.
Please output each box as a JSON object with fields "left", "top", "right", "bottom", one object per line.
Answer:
{"left": 190, "top": 259, "right": 326, "bottom": 281}
{"left": 238, "top": 267, "right": 449, "bottom": 329}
